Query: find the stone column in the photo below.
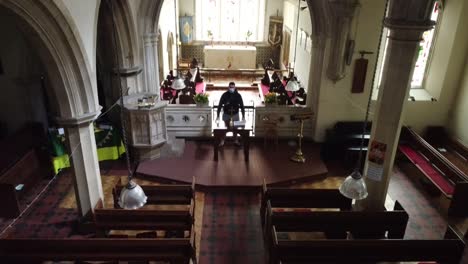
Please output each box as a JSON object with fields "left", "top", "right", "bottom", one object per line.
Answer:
{"left": 358, "top": 0, "right": 435, "bottom": 210}
{"left": 307, "top": 35, "right": 327, "bottom": 138}
{"left": 143, "top": 33, "right": 161, "bottom": 96}
{"left": 58, "top": 113, "right": 104, "bottom": 217}
{"left": 114, "top": 66, "right": 143, "bottom": 95}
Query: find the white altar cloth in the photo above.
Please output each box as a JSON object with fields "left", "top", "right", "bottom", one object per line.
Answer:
{"left": 204, "top": 45, "right": 257, "bottom": 69}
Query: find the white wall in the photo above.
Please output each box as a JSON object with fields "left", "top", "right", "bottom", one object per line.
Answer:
{"left": 159, "top": 0, "right": 178, "bottom": 76}
{"left": 179, "top": 0, "right": 195, "bottom": 16}
{"left": 263, "top": 0, "right": 284, "bottom": 43}
{"left": 403, "top": 0, "right": 468, "bottom": 134}
{"left": 312, "top": 0, "right": 468, "bottom": 141}
{"left": 57, "top": 0, "right": 100, "bottom": 72}
{"left": 450, "top": 57, "right": 468, "bottom": 145}
{"left": 314, "top": 0, "right": 385, "bottom": 141}
{"left": 0, "top": 12, "right": 48, "bottom": 135}
{"left": 295, "top": 3, "right": 311, "bottom": 91}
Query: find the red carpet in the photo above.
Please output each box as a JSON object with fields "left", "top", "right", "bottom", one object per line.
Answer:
{"left": 399, "top": 145, "right": 454, "bottom": 195}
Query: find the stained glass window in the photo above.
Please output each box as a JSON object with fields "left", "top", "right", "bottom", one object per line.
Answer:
{"left": 196, "top": 0, "right": 265, "bottom": 41}
{"left": 376, "top": 2, "right": 441, "bottom": 90}
{"left": 410, "top": 2, "right": 440, "bottom": 88}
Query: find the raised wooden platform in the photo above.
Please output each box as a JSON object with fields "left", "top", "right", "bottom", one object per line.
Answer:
{"left": 136, "top": 140, "right": 328, "bottom": 190}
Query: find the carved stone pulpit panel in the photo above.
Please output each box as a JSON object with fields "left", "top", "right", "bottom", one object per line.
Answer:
{"left": 123, "top": 93, "right": 168, "bottom": 161}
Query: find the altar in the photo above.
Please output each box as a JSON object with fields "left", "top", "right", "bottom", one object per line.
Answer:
{"left": 204, "top": 45, "right": 257, "bottom": 69}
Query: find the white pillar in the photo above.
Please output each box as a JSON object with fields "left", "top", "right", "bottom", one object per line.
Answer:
{"left": 358, "top": 0, "right": 435, "bottom": 210}
{"left": 143, "top": 33, "right": 161, "bottom": 96}
{"left": 60, "top": 115, "right": 104, "bottom": 217}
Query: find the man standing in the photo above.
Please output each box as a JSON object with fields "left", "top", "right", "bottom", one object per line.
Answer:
{"left": 216, "top": 82, "right": 245, "bottom": 146}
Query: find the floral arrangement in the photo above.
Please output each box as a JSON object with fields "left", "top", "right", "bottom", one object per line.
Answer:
{"left": 264, "top": 92, "right": 278, "bottom": 105}
{"left": 194, "top": 93, "right": 209, "bottom": 104}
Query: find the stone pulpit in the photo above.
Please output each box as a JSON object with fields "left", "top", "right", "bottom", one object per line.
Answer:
{"left": 123, "top": 93, "right": 168, "bottom": 161}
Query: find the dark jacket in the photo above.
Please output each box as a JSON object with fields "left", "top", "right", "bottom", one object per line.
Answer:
{"left": 217, "top": 90, "right": 245, "bottom": 117}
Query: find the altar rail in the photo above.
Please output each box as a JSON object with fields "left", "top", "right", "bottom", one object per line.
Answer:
{"left": 255, "top": 106, "right": 314, "bottom": 138}
{"left": 165, "top": 104, "right": 314, "bottom": 138}
{"left": 166, "top": 105, "right": 213, "bottom": 137}
{"left": 176, "top": 67, "right": 288, "bottom": 83}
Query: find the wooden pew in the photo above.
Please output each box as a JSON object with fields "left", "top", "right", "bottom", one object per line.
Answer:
{"left": 0, "top": 123, "right": 53, "bottom": 218}
{"left": 265, "top": 200, "right": 408, "bottom": 239}
{"left": 0, "top": 238, "right": 196, "bottom": 264}
{"left": 260, "top": 180, "right": 352, "bottom": 229}
{"left": 269, "top": 226, "right": 465, "bottom": 264}
{"left": 321, "top": 121, "right": 372, "bottom": 170}
{"left": 398, "top": 126, "right": 468, "bottom": 216}
{"left": 94, "top": 206, "right": 194, "bottom": 237}
{"left": 112, "top": 178, "right": 195, "bottom": 208}
{"left": 425, "top": 126, "right": 468, "bottom": 175}
{"left": 264, "top": 201, "right": 408, "bottom": 261}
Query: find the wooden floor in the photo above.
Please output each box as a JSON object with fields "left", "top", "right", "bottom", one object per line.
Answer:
{"left": 136, "top": 140, "right": 328, "bottom": 190}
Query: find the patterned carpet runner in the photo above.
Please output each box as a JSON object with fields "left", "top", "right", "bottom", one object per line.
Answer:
{"left": 199, "top": 191, "right": 264, "bottom": 264}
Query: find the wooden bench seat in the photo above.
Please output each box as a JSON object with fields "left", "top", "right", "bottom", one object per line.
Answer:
{"left": 264, "top": 201, "right": 409, "bottom": 262}
{"left": 399, "top": 144, "right": 455, "bottom": 196}
{"left": 265, "top": 201, "right": 408, "bottom": 240}
{"left": 260, "top": 182, "right": 352, "bottom": 229}
{"left": 0, "top": 238, "right": 196, "bottom": 263}
{"left": 269, "top": 226, "right": 465, "bottom": 264}
{"left": 112, "top": 180, "right": 195, "bottom": 208}
{"left": 94, "top": 208, "right": 193, "bottom": 233}
{"left": 398, "top": 126, "right": 468, "bottom": 216}
{"left": 426, "top": 126, "right": 468, "bottom": 175}
{"left": 0, "top": 123, "right": 53, "bottom": 218}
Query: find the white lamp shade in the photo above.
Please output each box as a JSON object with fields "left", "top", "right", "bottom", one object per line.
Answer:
{"left": 285, "top": 79, "right": 300, "bottom": 91}
{"left": 339, "top": 170, "right": 368, "bottom": 200}
{"left": 118, "top": 181, "right": 148, "bottom": 209}
{"left": 171, "top": 77, "right": 186, "bottom": 90}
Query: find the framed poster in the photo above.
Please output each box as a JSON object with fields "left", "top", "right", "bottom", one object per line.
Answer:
{"left": 179, "top": 16, "right": 193, "bottom": 44}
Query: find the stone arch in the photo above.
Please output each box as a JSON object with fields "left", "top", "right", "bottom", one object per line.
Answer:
{"left": 157, "top": 28, "right": 164, "bottom": 82}
{"left": 137, "top": 0, "right": 335, "bottom": 137}
{"left": 0, "top": 0, "right": 99, "bottom": 121}
{"left": 96, "top": 0, "right": 140, "bottom": 110}
{"left": 98, "top": 0, "right": 139, "bottom": 69}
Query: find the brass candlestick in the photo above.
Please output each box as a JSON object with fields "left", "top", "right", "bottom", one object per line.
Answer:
{"left": 290, "top": 112, "right": 313, "bottom": 163}
{"left": 290, "top": 118, "right": 306, "bottom": 163}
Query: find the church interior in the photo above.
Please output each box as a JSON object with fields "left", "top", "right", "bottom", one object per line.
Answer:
{"left": 0, "top": 0, "right": 468, "bottom": 263}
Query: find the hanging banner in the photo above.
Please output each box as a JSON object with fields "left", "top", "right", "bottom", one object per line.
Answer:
{"left": 179, "top": 16, "right": 193, "bottom": 44}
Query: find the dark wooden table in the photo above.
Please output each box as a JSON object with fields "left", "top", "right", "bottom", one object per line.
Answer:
{"left": 213, "top": 125, "right": 251, "bottom": 162}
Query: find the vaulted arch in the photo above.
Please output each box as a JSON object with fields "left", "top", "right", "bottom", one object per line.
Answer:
{"left": 0, "top": 0, "right": 99, "bottom": 121}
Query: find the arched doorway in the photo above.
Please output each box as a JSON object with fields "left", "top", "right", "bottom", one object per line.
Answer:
{"left": 0, "top": 0, "right": 104, "bottom": 217}
{"left": 137, "top": 0, "right": 332, "bottom": 138}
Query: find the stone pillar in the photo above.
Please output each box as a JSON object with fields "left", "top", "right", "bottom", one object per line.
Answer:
{"left": 307, "top": 35, "right": 327, "bottom": 139}
{"left": 358, "top": 0, "right": 435, "bottom": 210}
{"left": 58, "top": 113, "right": 104, "bottom": 217}
{"left": 143, "top": 33, "right": 161, "bottom": 96}
{"left": 114, "top": 66, "right": 143, "bottom": 95}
